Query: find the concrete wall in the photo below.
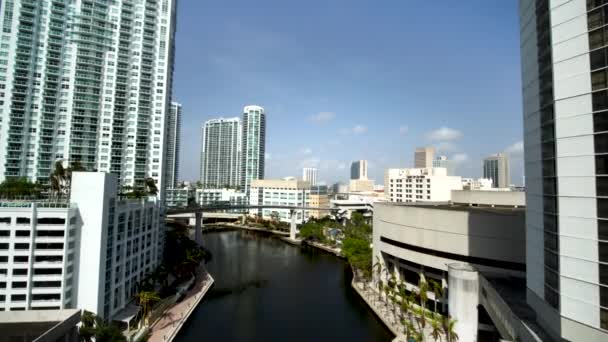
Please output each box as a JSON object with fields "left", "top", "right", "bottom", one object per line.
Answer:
{"left": 373, "top": 203, "right": 526, "bottom": 273}
{"left": 451, "top": 190, "right": 526, "bottom": 207}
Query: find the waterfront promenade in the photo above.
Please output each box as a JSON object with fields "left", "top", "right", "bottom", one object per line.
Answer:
{"left": 148, "top": 269, "right": 214, "bottom": 342}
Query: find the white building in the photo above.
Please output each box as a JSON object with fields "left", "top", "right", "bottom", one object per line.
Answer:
{"left": 249, "top": 179, "right": 310, "bottom": 224}
{"left": 415, "top": 147, "right": 435, "bottom": 169}
{"left": 165, "top": 102, "right": 182, "bottom": 189}
{"left": 0, "top": 1, "right": 177, "bottom": 194}
{"left": 384, "top": 167, "right": 462, "bottom": 203}
{"left": 200, "top": 118, "right": 241, "bottom": 188}
{"left": 350, "top": 160, "right": 368, "bottom": 180}
{"left": 520, "top": 1, "right": 608, "bottom": 339}
{"left": 241, "top": 106, "right": 266, "bottom": 192}
{"left": 195, "top": 188, "right": 247, "bottom": 208}
{"left": 0, "top": 172, "right": 163, "bottom": 321}
{"left": 302, "top": 168, "right": 318, "bottom": 186}
{"left": 165, "top": 187, "right": 194, "bottom": 208}
{"left": 461, "top": 178, "right": 493, "bottom": 190}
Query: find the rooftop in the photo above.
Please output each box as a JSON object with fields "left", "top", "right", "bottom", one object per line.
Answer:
{"left": 378, "top": 201, "right": 525, "bottom": 215}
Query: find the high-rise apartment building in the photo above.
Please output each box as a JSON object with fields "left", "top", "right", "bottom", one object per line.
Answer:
{"left": 520, "top": 0, "right": 608, "bottom": 339}
{"left": 241, "top": 105, "right": 266, "bottom": 192}
{"left": 0, "top": 0, "right": 178, "bottom": 194}
{"left": 302, "top": 167, "right": 318, "bottom": 186}
{"left": 432, "top": 155, "right": 455, "bottom": 175}
{"left": 414, "top": 147, "right": 435, "bottom": 169}
{"left": 483, "top": 153, "right": 510, "bottom": 188}
{"left": 384, "top": 167, "right": 462, "bottom": 203}
{"left": 350, "top": 160, "right": 368, "bottom": 180}
{"left": 200, "top": 118, "right": 241, "bottom": 188}
{"left": 165, "top": 102, "right": 182, "bottom": 188}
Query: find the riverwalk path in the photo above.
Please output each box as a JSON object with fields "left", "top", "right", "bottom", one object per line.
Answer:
{"left": 148, "top": 269, "right": 214, "bottom": 342}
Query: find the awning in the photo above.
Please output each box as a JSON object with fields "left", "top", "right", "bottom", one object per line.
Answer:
{"left": 112, "top": 303, "right": 140, "bottom": 323}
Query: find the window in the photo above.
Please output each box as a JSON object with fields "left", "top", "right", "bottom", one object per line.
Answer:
{"left": 545, "top": 249, "right": 559, "bottom": 271}
{"left": 36, "top": 230, "right": 64, "bottom": 237}
{"left": 33, "top": 281, "right": 61, "bottom": 288}
{"left": 595, "top": 111, "right": 608, "bottom": 132}
{"left": 11, "top": 281, "right": 26, "bottom": 289}
{"left": 598, "top": 155, "right": 608, "bottom": 175}
{"left": 37, "top": 217, "right": 65, "bottom": 225}
{"left": 594, "top": 90, "right": 608, "bottom": 111}
{"left": 0, "top": 217, "right": 10, "bottom": 224}
{"left": 16, "top": 217, "right": 30, "bottom": 224}
{"left": 13, "top": 269, "right": 27, "bottom": 275}
{"left": 601, "top": 241, "right": 608, "bottom": 262}
{"left": 596, "top": 133, "right": 608, "bottom": 153}
{"left": 14, "top": 243, "right": 29, "bottom": 250}
{"left": 33, "top": 268, "right": 62, "bottom": 275}
{"left": 13, "top": 256, "right": 28, "bottom": 263}
{"left": 15, "top": 230, "right": 30, "bottom": 237}
{"left": 32, "top": 293, "right": 60, "bottom": 301}
{"left": 11, "top": 294, "right": 26, "bottom": 301}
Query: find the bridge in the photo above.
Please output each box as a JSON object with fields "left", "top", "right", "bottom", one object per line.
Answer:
{"left": 166, "top": 204, "right": 339, "bottom": 242}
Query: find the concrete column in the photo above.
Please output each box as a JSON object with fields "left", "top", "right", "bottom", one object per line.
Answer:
{"left": 194, "top": 211, "right": 202, "bottom": 245}
{"left": 448, "top": 263, "right": 479, "bottom": 342}
{"left": 289, "top": 209, "right": 296, "bottom": 240}
{"left": 241, "top": 214, "right": 246, "bottom": 225}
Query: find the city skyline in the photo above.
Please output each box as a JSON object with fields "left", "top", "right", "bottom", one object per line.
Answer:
{"left": 173, "top": 0, "right": 524, "bottom": 185}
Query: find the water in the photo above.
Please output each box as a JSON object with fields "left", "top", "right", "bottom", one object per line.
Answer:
{"left": 175, "top": 230, "right": 394, "bottom": 342}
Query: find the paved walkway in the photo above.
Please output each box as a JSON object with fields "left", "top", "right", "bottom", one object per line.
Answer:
{"left": 148, "top": 269, "right": 214, "bottom": 342}
{"left": 352, "top": 281, "right": 436, "bottom": 342}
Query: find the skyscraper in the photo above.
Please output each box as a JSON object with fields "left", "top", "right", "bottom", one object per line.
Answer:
{"left": 414, "top": 146, "right": 435, "bottom": 169}
{"left": 520, "top": 0, "right": 608, "bottom": 339}
{"left": 432, "top": 155, "right": 455, "bottom": 175}
{"left": 0, "top": 0, "right": 177, "bottom": 193}
{"left": 350, "top": 160, "right": 368, "bottom": 180}
{"left": 165, "top": 102, "right": 182, "bottom": 188}
{"left": 200, "top": 118, "right": 241, "bottom": 188}
{"left": 302, "top": 167, "right": 318, "bottom": 186}
{"left": 483, "top": 153, "right": 510, "bottom": 188}
{"left": 241, "top": 105, "right": 266, "bottom": 191}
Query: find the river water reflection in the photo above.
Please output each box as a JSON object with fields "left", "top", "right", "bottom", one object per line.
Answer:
{"left": 175, "top": 230, "right": 393, "bottom": 341}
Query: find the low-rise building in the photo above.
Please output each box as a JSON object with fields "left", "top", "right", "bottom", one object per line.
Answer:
{"left": 165, "top": 187, "right": 195, "bottom": 207}
{"left": 349, "top": 179, "right": 375, "bottom": 192}
{"left": 461, "top": 178, "right": 493, "bottom": 190}
{"left": 195, "top": 188, "right": 247, "bottom": 212}
{"left": 249, "top": 179, "right": 310, "bottom": 224}
{"left": 309, "top": 186, "right": 329, "bottom": 219}
{"left": 0, "top": 172, "right": 164, "bottom": 322}
{"left": 384, "top": 167, "right": 462, "bottom": 203}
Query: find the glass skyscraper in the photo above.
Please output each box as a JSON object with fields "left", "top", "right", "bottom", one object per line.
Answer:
{"left": 240, "top": 105, "right": 265, "bottom": 192}
{"left": 0, "top": 0, "right": 177, "bottom": 193}
{"left": 200, "top": 117, "right": 241, "bottom": 188}
{"left": 165, "top": 101, "right": 181, "bottom": 188}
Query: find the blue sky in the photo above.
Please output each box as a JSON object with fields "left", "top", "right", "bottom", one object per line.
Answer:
{"left": 173, "top": 0, "right": 524, "bottom": 185}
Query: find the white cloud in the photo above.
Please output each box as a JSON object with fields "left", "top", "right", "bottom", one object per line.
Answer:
{"left": 426, "top": 127, "right": 463, "bottom": 141}
{"left": 399, "top": 125, "right": 409, "bottom": 135}
{"left": 352, "top": 125, "right": 368, "bottom": 134}
{"left": 339, "top": 124, "right": 368, "bottom": 135}
{"left": 310, "top": 111, "right": 336, "bottom": 123}
{"left": 452, "top": 153, "right": 469, "bottom": 163}
{"left": 301, "top": 147, "right": 313, "bottom": 155}
{"left": 435, "top": 141, "right": 458, "bottom": 153}
{"left": 505, "top": 141, "right": 524, "bottom": 155}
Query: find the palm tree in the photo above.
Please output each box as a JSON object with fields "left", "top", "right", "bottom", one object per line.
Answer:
{"left": 429, "top": 279, "right": 444, "bottom": 316}
{"left": 442, "top": 316, "right": 458, "bottom": 342}
{"left": 417, "top": 274, "right": 429, "bottom": 330}
{"left": 51, "top": 161, "right": 66, "bottom": 198}
{"left": 430, "top": 318, "right": 442, "bottom": 342}
{"left": 136, "top": 290, "right": 160, "bottom": 324}
{"left": 144, "top": 177, "right": 158, "bottom": 196}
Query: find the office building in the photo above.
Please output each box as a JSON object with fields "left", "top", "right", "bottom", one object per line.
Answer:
{"left": 373, "top": 191, "right": 526, "bottom": 341}
{"left": 483, "top": 153, "right": 510, "bottom": 188}
{"left": 0, "top": 172, "right": 163, "bottom": 321}
{"left": 165, "top": 102, "right": 182, "bottom": 189}
{"left": 384, "top": 167, "right": 462, "bottom": 203}
{"left": 349, "top": 179, "right": 375, "bottom": 192}
{"left": 309, "top": 185, "right": 329, "bottom": 219}
{"left": 462, "top": 178, "right": 493, "bottom": 190}
{"left": 200, "top": 118, "right": 241, "bottom": 188}
{"left": 302, "top": 167, "right": 318, "bottom": 186}
{"left": 241, "top": 106, "right": 266, "bottom": 192}
{"left": 195, "top": 188, "right": 247, "bottom": 212}
{"left": 249, "top": 178, "right": 310, "bottom": 224}
{"left": 415, "top": 147, "right": 435, "bottom": 169}
{"left": 350, "top": 160, "right": 368, "bottom": 180}
{"left": 432, "top": 155, "right": 455, "bottom": 176}
{"left": 0, "top": 0, "right": 178, "bottom": 194}
{"left": 165, "top": 186, "right": 195, "bottom": 208}
{"left": 519, "top": 0, "right": 608, "bottom": 339}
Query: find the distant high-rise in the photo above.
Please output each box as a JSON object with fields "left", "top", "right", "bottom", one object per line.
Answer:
{"left": 302, "top": 167, "right": 318, "bottom": 186}
{"left": 200, "top": 118, "right": 241, "bottom": 188}
{"left": 519, "top": 1, "right": 608, "bottom": 339}
{"left": 415, "top": 147, "right": 435, "bottom": 168}
{"left": 483, "top": 153, "right": 510, "bottom": 188}
{"left": 0, "top": 0, "right": 178, "bottom": 193}
{"left": 432, "top": 155, "right": 455, "bottom": 175}
{"left": 350, "top": 160, "right": 368, "bottom": 180}
{"left": 241, "top": 105, "right": 266, "bottom": 191}
{"left": 165, "top": 102, "right": 182, "bottom": 188}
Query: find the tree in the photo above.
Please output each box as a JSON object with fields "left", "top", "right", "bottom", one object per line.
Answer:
{"left": 429, "top": 278, "right": 444, "bottom": 316}
{"left": 0, "top": 177, "right": 42, "bottom": 199}
{"left": 417, "top": 275, "right": 429, "bottom": 330}
{"left": 431, "top": 318, "right": 443, "bottom": 342}
{"left": 79, "top": 310, "right": 126, "bottom": 342}
{"left": 342, "top": 237, "right": 372, "bottom": 281}
{"left": 144, "top": 177, "right": 158, "bottom": 196}
{"left": 442, "top": 316, "right": 458, "bottom": 342}
{"left": 136, "top": 290, "right": 160, "bottom": 324}
{"left": 299, "top": 221, "right": 325, "bottom": 242}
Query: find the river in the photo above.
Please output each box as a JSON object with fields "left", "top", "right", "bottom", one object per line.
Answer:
{"left": 175, "top": 230, "right": 394, "bottom": 341}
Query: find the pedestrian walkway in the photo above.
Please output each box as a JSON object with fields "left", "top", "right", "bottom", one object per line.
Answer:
{"left": 148, "top": 269, "right": 214, "bottom": 342}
